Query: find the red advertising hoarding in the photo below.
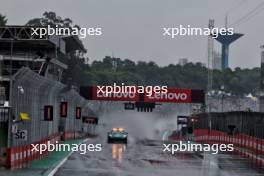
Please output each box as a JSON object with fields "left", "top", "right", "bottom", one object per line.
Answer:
{"left": 80, "top": 86, "right": 204, "bottom": 104}
{"left": 60, "top": 102, "right": 68, "bottom": 118}
{"left": 144, "top": 88, "right": 192, "bottom": 103}
{"left": 91, "top": 86, "right": 139, "bottom": 101}
{"left": 76, "top": 107, "right": 81, "bottom": 119}
{"left": 44, "top": 105, "right": 53, "bottom": 121}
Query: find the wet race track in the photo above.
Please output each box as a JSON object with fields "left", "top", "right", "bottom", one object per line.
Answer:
{"left": 55, "top": 137, "right": 264, "bottom": 176}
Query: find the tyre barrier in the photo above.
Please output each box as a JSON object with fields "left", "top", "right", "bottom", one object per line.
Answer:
{"left": 6, "top": 133, "right": 61, "bottom": 169}
{"left": 193, "top": 129, "right": 264, "bottom": 168}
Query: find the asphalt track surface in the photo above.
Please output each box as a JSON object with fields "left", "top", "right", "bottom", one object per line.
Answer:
{"left": 55, "top": 138, "right": 264, "bottom": 176}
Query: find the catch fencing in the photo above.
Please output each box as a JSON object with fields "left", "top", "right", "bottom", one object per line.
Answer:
{"left": 194, "top": 112, "right": 264, "bottom": 139}
{"left": 6, "top": 67, "right": 96, "bottom": 168}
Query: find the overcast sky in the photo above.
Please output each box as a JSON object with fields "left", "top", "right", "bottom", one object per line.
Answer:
{"left": 1, "top": 0, "right": 264, "bottom": 68}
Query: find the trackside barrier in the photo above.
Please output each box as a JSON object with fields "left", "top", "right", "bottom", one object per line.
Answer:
{"left": 6, "top": 68, "right": 94, "bottom": 169}
{"left": 6, "top": 133, "right": 61, "bottom": 169}
{"left": 62, "top": 131, "right": 82, "bottom": 141}
{"left": 193, "top": 129, "right": 264, "bottom": 168}
{"left": 10, "top": 68, "right": 90, "bottom": 144}
{"left": 168, "top": 136, "right": 185, "bottom": 141}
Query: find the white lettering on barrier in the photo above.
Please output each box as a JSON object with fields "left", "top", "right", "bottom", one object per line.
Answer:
{"left": 149, "top": 93, "right": 188, "bottom": 100}
{"left": 97, "top": 92, "right": 136, "bottom": 99}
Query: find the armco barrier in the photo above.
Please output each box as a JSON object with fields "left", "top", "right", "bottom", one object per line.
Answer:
{"left": 193, "top": 129, "right": 264, "bottom": 168}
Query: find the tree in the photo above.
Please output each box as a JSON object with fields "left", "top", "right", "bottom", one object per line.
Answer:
{"left": 27, "top": 11, "right": 86, "bottom": 53}
{"left": 0, "top": 14, "right": 7, "bottom": 26}
{"left": 26, "top": 11, "right": 88, "bottom": 87}
{"left": 26, "top": 11, "right": 75, "bottom": 28}
{"left": 24, "top": 12, "right": 260, "bottom": 95}
{"left": 87, "top": 56, "right": 259, "bottom": 95}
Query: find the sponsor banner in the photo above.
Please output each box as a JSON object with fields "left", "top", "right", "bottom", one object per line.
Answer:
{"left": 82, "top": 116, "right": 98, "bottom": 124}
{"left": 60, "top": 102, "right": 68, "bottom": 118}
{"left": 92, "top": 86, "right": 139, "bottom": 101}
{"left": 76, "top": 107, "right": 81, "bottom": 119}
{"left": 44, "top": 105, "right": 53, "bottom": 121}
{"left": 80, "top": 86, "right": 204, "bottom": 103}
{"left": 144, "top": 88, "right": 192, "bottom": 103}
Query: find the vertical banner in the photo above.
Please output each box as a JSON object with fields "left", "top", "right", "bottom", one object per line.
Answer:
{"left": 60, "top": 102, "right": 68, "bottom": 118}
{"left": 76, "top": 107, "right": 81, "bottom": 119}
{"left": 44, "top": 105, "right": 53, "bottom": 121}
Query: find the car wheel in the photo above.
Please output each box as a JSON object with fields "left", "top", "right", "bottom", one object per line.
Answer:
{"left": 123, "top": 138, "right": 127, "bottom": 144}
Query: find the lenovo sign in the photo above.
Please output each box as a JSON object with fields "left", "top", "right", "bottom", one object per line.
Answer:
{"left": 144, "top": 88, "right": 191, "bottom": 103}
{"left": 80, "top": 86, "right": 138, "bottom": 101}
{"left": 80, "top": 86, "right": 204, "bottom": 104}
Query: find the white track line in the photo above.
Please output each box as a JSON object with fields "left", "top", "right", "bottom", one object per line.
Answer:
{"left": 47, "top": 138, "right": 89, "bottom": 176}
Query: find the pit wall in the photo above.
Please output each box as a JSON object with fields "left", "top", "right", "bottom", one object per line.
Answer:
{"left": 6, "top": 132, "right": 60, "bottom": 169}
{"left": 6, "top": 131, "right": 86, "bottom": 169}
